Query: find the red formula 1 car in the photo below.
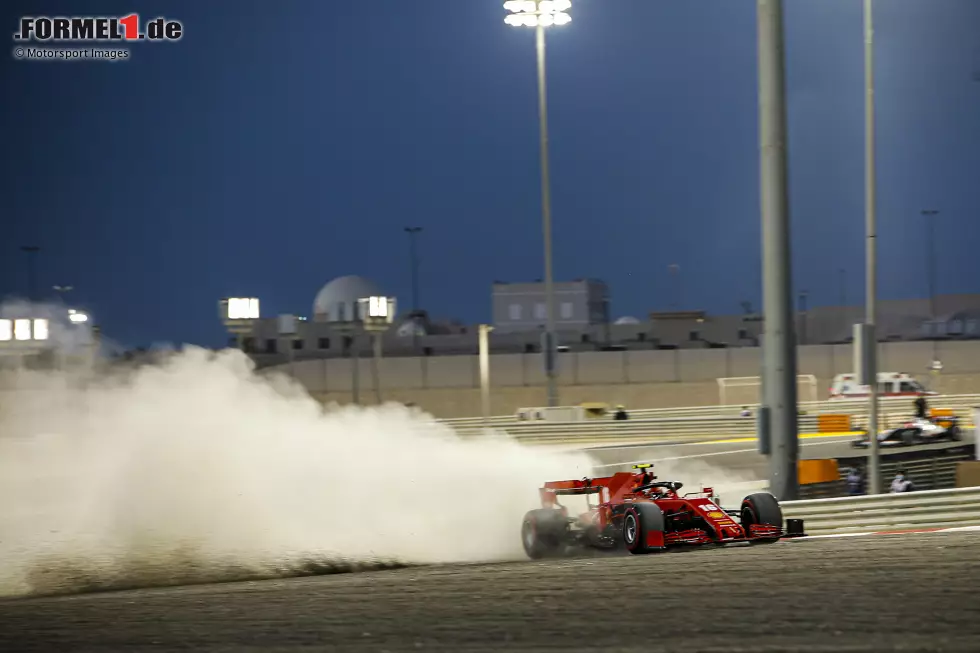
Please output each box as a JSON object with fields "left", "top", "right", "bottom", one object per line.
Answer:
{"left": 520, "top": 463, "right": 800, "bottom": 558}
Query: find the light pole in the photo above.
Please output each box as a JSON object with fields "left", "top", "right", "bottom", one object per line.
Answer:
{"left": 219, "top": 297, "right": 260, "bottom": 352}
{"left": 922, "top": 209, "right": 939, "bottom": 336}
{"left": 404, "top": 226, "right": 422, "bottom": 353}
{"left": 863, "top": 0, "right": 882, "bottom": 494}
{"left": 358, "top": 295, "right": 396, "bottom": 405}
{"left": 757, "top": 0, "right": 799, "bottom": 500}
{"left": 503, "top": 0, "right": 571, "bottom": 408}
{"left": 20, "top": 246, "right": 40, "bottom": 302}
{"left": 668, "top": 263, "right": 680, "bottom": 310}
{"left": 53, "top": 285, "right": 73, "bottom": 302}
{"left": 479, "top": 324, "right": 493, "bottom": 429}
{"left": 798, "top": 290, "right": 809, "bottom": 346}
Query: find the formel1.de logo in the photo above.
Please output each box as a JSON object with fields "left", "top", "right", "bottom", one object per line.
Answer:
{"left": 13, "top": 15, "right": 183, "bottom": 42}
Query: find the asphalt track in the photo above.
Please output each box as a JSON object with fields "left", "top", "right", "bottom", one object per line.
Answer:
{"left": 2, "top": 530, "right": 979, "bottom": 652}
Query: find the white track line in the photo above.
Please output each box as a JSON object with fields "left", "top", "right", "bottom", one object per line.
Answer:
{"left": 788, "top": 525, "right": 980, "bottom": 540}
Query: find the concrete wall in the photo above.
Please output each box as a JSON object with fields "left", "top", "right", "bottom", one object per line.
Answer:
{"left": 265, "top": 341, "right": 980, "bottom": 418}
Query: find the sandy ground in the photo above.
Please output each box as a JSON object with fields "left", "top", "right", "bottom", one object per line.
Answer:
{"left": 2, "top": 531, "right": 979, "bottom": 652}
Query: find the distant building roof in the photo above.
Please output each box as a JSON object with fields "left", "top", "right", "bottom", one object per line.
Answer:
{"left": 312, "top": 275, "right": 383, "bottom": 322}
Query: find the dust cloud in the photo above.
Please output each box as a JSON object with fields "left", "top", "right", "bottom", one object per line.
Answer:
{"left": 0, "top": 347, "right": 593, "bottom": 598}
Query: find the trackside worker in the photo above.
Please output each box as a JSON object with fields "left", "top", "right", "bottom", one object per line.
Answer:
{"left": 890, "top": 471, "right": 914, "bottom": 493}
{"left": 846, "top": 467, "right": 865, "bottom": 496}
{"left": 613, "top": 405, "right": 629, "bottom": 420}
{"left": 914, "top": 395, "right": 927, "bottom": 419}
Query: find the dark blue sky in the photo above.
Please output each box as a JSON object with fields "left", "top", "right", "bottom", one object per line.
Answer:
{"left": 2, "top": 0, "right": 978, "bottom": 348}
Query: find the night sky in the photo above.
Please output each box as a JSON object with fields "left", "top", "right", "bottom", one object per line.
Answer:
{"left": 2, "top": 0, "right": 978, "bottom": 349}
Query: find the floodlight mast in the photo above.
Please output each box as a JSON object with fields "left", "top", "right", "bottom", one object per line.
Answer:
{"left": 502, "top": 0, "right": 571, "bottom": 408}
{"left": 358, "top": 296, "right": 396, "bottom": 404}
{"left": 220, "top": 297, "right": 260, "bottom": 352}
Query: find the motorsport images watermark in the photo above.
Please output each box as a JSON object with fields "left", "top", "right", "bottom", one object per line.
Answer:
{"left": 11, "top": 14, "right": 182, "bottom": 62}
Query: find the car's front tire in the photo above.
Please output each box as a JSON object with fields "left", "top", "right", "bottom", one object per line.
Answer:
{"left": 622, "top": 503, "right": 666, "bottom": 555}
{"left": 741, "top": 492, "right": 783, "bottom": 543}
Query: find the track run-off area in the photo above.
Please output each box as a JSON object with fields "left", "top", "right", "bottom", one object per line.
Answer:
{"left": 2, "top": 529, "right": 979, "bottom": 652}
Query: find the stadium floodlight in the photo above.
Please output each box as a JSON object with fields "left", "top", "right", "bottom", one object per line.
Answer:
{"left": 502, "top": 0, "right": 567, "bottom": 408}
{"left": 0, "top": 318, "right": 49, "bottom": 342}
{"left": 358, "top": 296, "right": 396, "bottom": 325}
{"left": 32, "top": 318, "right": 49, "bottom": 341}
{"left": 226, "top": 297, "right": 260, "bottom": 320}
{"left": 68, "top": 309, "right": 89, "bottom": 324}
{"left": 503, "top": 0, "right": 571, "bottom": 28}
{"left": 357, "top": 295, "right": 396, "bottom": 406}
{"left": 14, "top": 319, "right": 32, "bottom": 341}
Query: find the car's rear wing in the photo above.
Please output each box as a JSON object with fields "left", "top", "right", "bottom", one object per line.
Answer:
{"left": 540, "top": 472, "right": 640, "bottom": 506}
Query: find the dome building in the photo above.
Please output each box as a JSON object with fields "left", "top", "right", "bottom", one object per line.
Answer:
{"left": 312, "top": 275, "right": 383, "bottom": 322}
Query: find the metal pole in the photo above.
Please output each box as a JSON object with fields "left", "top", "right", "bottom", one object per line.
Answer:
{"left": 864, "top": 0, "right": 882, "bottom": 494}
{"left": 351, "top": 331, "right": 360, "bottom": 404}
{"left": 922, "top": 209, "right": 939, "bottom": 358}
{"left": 479, "top": 324, "right": 492, "bottom": 429}
{"left": 371, "top": 331, "right": 383, "bottom": 404}
{"left": 668, "top": 264, "right": 680, "bottom": 310}
{"left": 53, "top": 285, "right": 73, "bottom": 303}
{"left": 535, "top": 23, "right": 559, "bottom": 408}
{"left": 405, "top": 226, "right": 422, "bottom": 353}
{"left": 799, "top": 290, "right": 808, "bottom": 346}
{"left": 757, "top": 0, "right": 799, "bottom": 501}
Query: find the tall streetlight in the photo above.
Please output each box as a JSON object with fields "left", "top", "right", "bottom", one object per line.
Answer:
{"left": 404, "top": 226, "right": 423, "bottom": 353}
{"left": 863, "top": 0, "right": 882, "bottom": 494}
{"left": 667, "top": 263, "right": 681, "bottom": 310}
{"left": 757, "top": 0, "right": 799, "bottom": 500}
{"left": 53, "top": 285, "right": 74, "bottom": 301}
{"left": 503, "top": 0, "right": 571, "bottom": 408}
{"left": 922, "top": 209, "right": 940, "bottom": 328}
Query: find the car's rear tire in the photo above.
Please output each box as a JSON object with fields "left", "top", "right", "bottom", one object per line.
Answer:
{"left": 521, "top": 509, "right": 567, "bottom": 559}
{"left": 622, "top": 503, "right": 666, "bottom": 555}
{"left": 741, "top": 492, "right": 783, "bottom": 543}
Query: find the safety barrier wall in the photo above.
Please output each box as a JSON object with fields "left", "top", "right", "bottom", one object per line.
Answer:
{"left": 448, "top": 415, "right": 851, "bottom": 446}
{"left": 441, "top": 393, "right": 980, "bottom": 430}
{"left": 780, "top": 486, "right": 980, "bottom": 535}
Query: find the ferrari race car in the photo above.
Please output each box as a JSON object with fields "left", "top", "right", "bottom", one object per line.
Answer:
{"left": 851, "top": 415, "right": 962, "bottom": 448}
{"left": 520, "top": 463, "right": 803, "bottom": 559}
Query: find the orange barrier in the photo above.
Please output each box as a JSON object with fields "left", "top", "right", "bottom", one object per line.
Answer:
{"left": 817, "top": 414, "right": 852, "bottom": 433}
{"left": 798, "top": 459, "right": 840, "bottom": 485}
